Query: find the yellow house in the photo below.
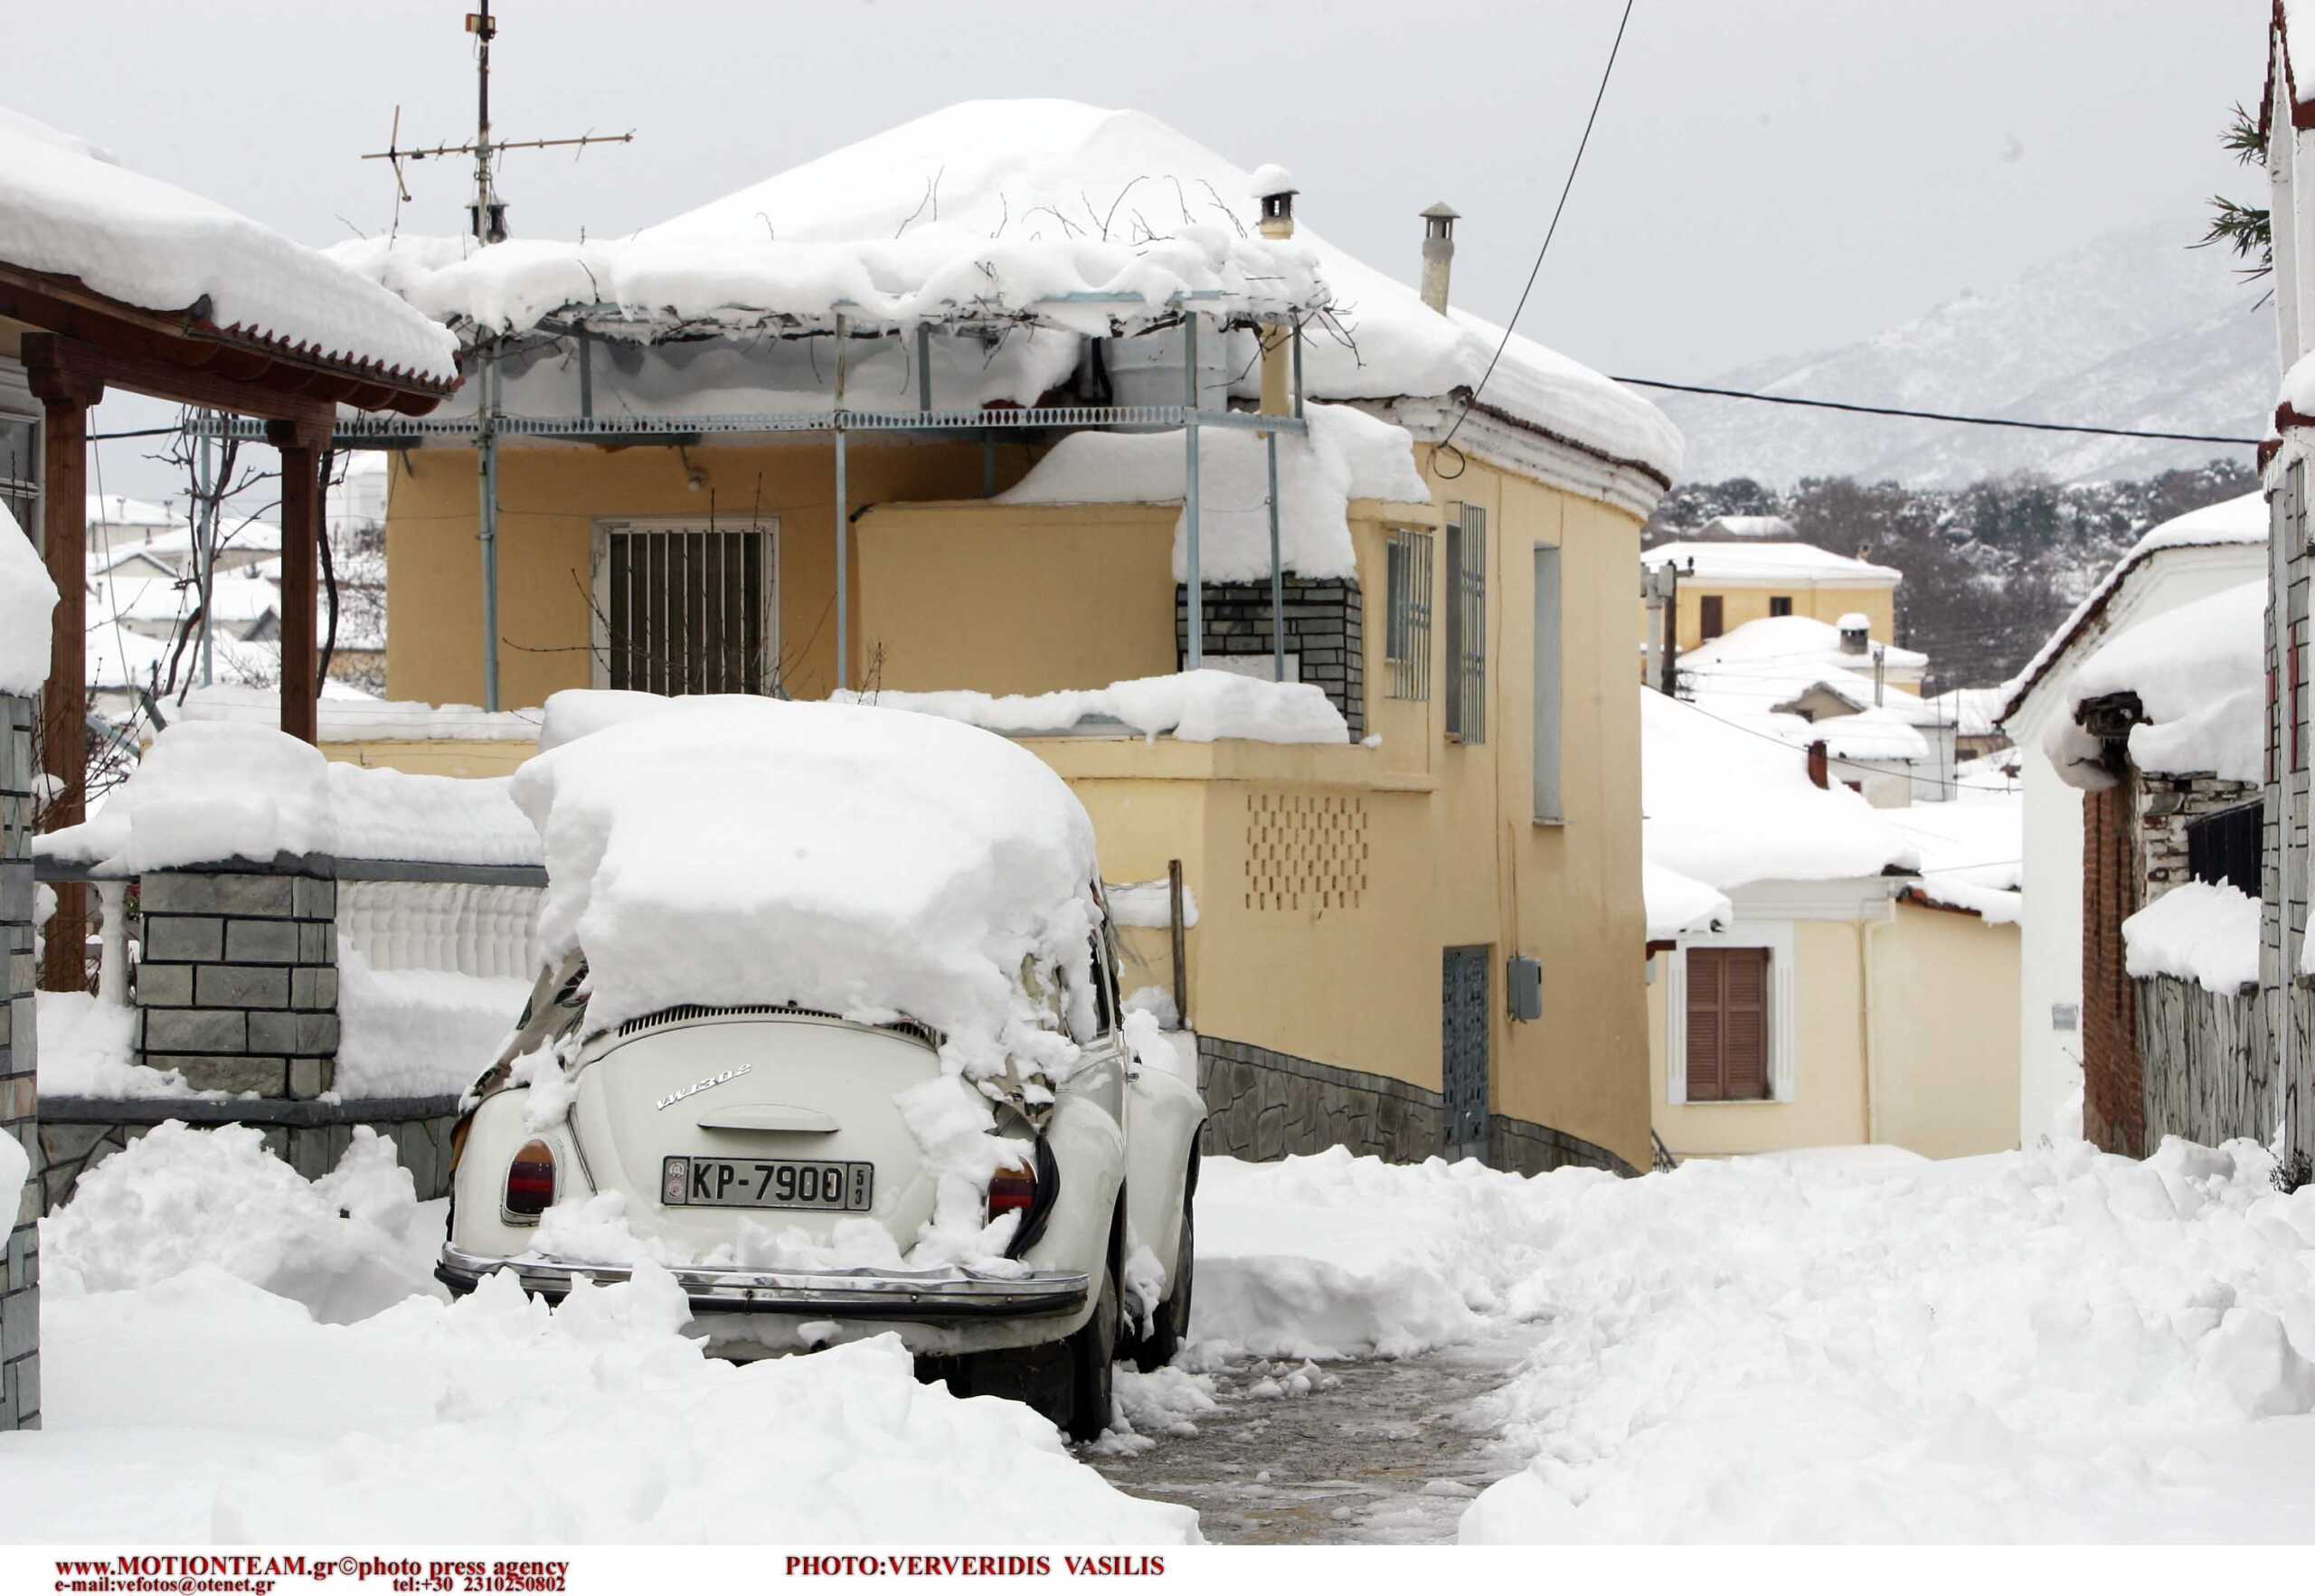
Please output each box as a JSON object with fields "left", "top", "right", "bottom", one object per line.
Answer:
{"left": 1641, "top": 535, "right": 1901, "bottom": 656}
{"left": 1641, "top": 689, "right": 2021, "bottom": 1161}
{"left": 327, "top": 99, "right": 1685, "bottom": 1176}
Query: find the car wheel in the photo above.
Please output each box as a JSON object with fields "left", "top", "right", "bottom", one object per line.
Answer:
{"left": 1064, "top": 1247, "right": 1120, "bottom": 1443}
{"left": 1132, "top": 1194, "right": 1194, "bottom": 1372}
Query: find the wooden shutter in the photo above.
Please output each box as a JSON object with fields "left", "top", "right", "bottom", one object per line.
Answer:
{"left": 1685, "top": 946, "right": 1771, "bottom": 1101}
{"left": 1700, "top": 594, "right": 1724, "bottom": 640}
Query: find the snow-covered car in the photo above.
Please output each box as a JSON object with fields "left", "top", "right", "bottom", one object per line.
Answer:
{"left": 434, "top": 694, "right": 1205, "bottom": 1439}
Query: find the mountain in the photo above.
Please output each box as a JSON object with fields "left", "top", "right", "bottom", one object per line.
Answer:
{"left": 1658, "top": 222, "right": 2275, "bottom": 487}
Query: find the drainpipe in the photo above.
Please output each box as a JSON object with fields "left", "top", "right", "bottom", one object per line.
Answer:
{"left": 1860, "top": 894, "right": 1895, "bottom": 1144}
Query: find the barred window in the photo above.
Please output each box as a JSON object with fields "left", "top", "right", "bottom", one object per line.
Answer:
{"left": 1443, "top": 504, "right": 1487, "bottom": 743}
{"left": 2187, "top": 802, "right": 2261, "bottom": 892}
{"left": 595, "top": 520, "right": 780, "bottom": 695}
{"left": 1384, "top": 527, "right": 1434, "bottom": 702}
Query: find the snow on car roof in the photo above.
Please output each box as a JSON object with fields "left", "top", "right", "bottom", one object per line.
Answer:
{"left": 328, "top": 99, "right": 1678, "bottom": 483}
{"left": 515, "top": 694, "right": 1101, "bottom": 1083}
{"left": 0, "top": 106, "right": 458, "bottom": 387}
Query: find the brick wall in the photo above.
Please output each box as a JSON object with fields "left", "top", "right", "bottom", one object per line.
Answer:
{"left": 136, "top": 866, "right": 338, "bottom": 1097}
{"left": 1, "top": 692, "right": 38, "bottom": 1431}
{"left": 1177, "top": 579, "right": 1365, "bottom": 739}
{"left": 2082, "top": 781, "right": 2142, "bottom": 1157}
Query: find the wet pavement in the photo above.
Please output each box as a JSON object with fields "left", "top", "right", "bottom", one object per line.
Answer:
{"left": 1087, "top": 1330, "right": 1539, "bottom": 1544}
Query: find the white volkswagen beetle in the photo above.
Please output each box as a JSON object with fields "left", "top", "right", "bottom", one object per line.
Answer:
{"left": 436, "top": 694, "right": 1205, "bottom": 1440}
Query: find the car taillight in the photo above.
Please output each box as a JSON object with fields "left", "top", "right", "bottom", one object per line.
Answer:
{"left": 987, "top": 1160, "right": 1037, "bottom": 1226}
{"left": 505, "top": 1139, "right": 556, "bottom": 1220}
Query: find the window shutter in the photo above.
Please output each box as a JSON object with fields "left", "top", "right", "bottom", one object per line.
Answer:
{"left": 1685, "top": 948, "right": 1725, "bottom": 1101}
{"left": 1721, "top": 947, "right": 1770, "bottom": 1100}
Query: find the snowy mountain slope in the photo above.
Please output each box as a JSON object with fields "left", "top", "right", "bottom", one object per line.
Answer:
{"left": 1661, "top": 222, "right": 2274, "bottom": 486}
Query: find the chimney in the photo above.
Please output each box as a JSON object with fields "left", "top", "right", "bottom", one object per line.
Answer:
{"left": 1807, "top": 740, "right": 1829, "bottom": 789}
{"left": 1420, "top": 203, "right": 1459, "bottom": 316}
{"left": 1250, "top": 165, "right": 1299, "bottom": 414}
{"left": 1838, "top": 612, "right": 1870, "bottom": 656}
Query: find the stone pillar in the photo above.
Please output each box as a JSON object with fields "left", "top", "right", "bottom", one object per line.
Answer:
{"left": 135, "top": 866, "right": 338, "bottom": 1098}
{"left": 1, "top": 691, "right": 41, "bottom": 1430}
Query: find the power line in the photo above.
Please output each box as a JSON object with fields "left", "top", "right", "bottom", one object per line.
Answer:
{"left": 1612, "top": 376, "right": 2262, "bottom": 447}
{"left": 1441, "top": 0, "right": 1638, "bottom": 458}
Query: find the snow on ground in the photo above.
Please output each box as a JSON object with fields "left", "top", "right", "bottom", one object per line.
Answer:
{"left": 2123, "top": 882, "right": 2261, "bottom": 994}
{"left": 840, "top": 669, "right": 1348, "bottom": 745}
{"left": 10, "top": 1123, "right": 1193, "bottom": 1544}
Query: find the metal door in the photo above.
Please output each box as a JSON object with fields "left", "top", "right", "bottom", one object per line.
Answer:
{"left": 1441, "top": 947, "right": 1490, "bottom": 1163}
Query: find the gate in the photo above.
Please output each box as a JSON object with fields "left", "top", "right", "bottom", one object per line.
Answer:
{"left": 1442, "top": 946, "right": 1490, "bottom": 1162}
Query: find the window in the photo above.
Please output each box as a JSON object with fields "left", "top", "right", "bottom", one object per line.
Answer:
{"left": 595, "top": 520, "right": 779, "bottom": 694}
{"left": 1443, "top": 504, "right": 1487, "bottom": 743}
{"left": 1384, "top": 527, "right": 1434, "bottom": 702}
{"left": 1769, "top": 596, "right": 1793, "bottom": 618}
{"left": 1699, "top": 594, "right": 1725, "bottom": 640}
{"left": 1684, "top": 946, "right": 1770, "bottom": 1101}
{"left": 2187, "top": 802, "right": 2262, "bottom": 892}
{"left": 1533, "top": 545, "right": 1563, "bottom": 822}
{"left": 0, "top": 412, "right": 36, "bottom": 543}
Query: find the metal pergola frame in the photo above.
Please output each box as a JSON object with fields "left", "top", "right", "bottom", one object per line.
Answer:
{"left": 195, "top": 305, "right": 1314, "bottom": 709}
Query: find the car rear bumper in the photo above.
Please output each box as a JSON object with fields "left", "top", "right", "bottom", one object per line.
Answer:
{"left": 436, "top": 1243, "right": 1091, "bottom": 1319}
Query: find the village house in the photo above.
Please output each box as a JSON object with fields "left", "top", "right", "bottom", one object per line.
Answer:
{"left": 1640, "top": 685, "right": 2021, "bottom": 1163}
{"left": 1997, "top": 493, "right": 2266, "bottom": 1148}
{"left": 1640, "top": 539, "right": 1903, "bottom": 654}
{"left": 2046, "top": 581, "right": 2263, "bottom": 1157}
{"left": 321, "top": 99, "right": 1684, "bottom": 1177}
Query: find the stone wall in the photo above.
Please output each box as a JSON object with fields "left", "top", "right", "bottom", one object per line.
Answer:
{"left": 1195, "top": 1033, "right": 1635, "bottom": 1177}
{"left": 1178, "top": 578, "right": 1365, "bottom": 739}
{"left": 1, "top": 692, "right": 37, "bottom": 1431}
{"left": 2136, "top": 772, "right": 2260, "bottom": 905}
{"left": 137, "top": 865, "right": 338, "bottom": 1098}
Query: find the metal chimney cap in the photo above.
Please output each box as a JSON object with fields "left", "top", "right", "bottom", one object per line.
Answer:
{"left": 1420, "top": 202, "right": 1461, "bottom": 220}
{"left": 1248, "top": 163, "right": 1299, "bottom": 200}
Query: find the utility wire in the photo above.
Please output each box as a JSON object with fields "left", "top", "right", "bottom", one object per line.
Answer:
{"left": 1612, "top": 377, "right": 2262, "bottom": 447}
{"left": 1440, "top": 0, "right": 1637, "bottom": 465}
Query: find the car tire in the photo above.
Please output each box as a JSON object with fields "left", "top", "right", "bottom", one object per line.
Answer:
{"left": 1064, "top": 1245, "right": 1120, "bottom": 1443}
{"left": 1130, "top": 1194, "right": 1194, "bottom": 1372}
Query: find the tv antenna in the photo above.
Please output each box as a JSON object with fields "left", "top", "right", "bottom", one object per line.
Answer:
{"left": 361, "top": 1, "right": 633, "bottom": 244}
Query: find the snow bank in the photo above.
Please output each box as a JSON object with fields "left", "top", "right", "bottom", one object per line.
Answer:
{"left": 1642, "top": 862, "right": 1729, "bottom": 942}
{"left": 35, "top": 991, "right": 218, "bottom": 1100}
{"left": 512, "top": 695, "right": 1099, "bottom": 1087}
{"left": 841, "top": 670, "right": 1349, "bottom": 745}
{"left": 994, "top": 402, "right": 1430, "bottom": 581}
{"left": 22, "top": 1270, "right": 1189, "bottom": 1543}
{"left": 2122, "top": 882, "right": 2260, "bottom": 993}
{"left": 38, "top": 722, "right": 539, "bottom": 871}
{"left": 1641, "top": 687, "right": 1914, "bottom": 893}
{"left": 335, "top": 941, "right": 531, "bottom": 1100}
{"left": 2048, "top": 580, "right": 2263, "bottom": 789}
{"left": 0, "top": 107, "right": 455, "bottom": 384}
{"left": 181, "top": 685, "right": 543, "bottom": 744}
{"left": 41, "top": 1122, "right": 435, "bottom": 1324}
{"left": 1458, "top": 1138, "right": 2315, "bottom": 1542}
{"left": 0, "top": 502, "right": 56, "bottom": 695}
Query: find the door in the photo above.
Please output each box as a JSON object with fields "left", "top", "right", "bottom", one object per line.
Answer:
{"left": 1441, "top": 947, "right": 1490, "bottom": 1162}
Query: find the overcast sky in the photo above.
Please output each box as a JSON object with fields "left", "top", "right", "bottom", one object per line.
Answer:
{"left": 15, "top": 0, "right": 2267, "bottom": 502}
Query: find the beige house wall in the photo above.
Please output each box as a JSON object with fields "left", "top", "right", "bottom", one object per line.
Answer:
{"left": 1648, "top": 898, "right": 2019, "bottom": 1162}
{"left": 379, "top": 429, "right": 1656, "bottom": 1174}
{"left": 1642, "top": 583, "right": 1897, "bottom": 657}
{"left": 320, "top": 739, "right": 536, "bottom": 778}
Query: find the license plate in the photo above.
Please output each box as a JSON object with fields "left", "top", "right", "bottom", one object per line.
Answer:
{"left": 661, "top": 1155, "right": 874, "bottom": 1213}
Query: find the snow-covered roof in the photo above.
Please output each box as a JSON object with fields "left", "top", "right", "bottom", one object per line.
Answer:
{"left": 326, "top": 99, "right": 1678, "bottom": 485}
{"left": 85, "top": 494, "right": 178, "bottom": 529}
{"left": 1926, "top": 686, "right": 2009, "bottom": 739}
{"left": 1642, "top": 541, "right": 1901, "bottom": 587}
{"left": 0, "top": 504, "right": 57, "bottom": 695}
{"left": 1697, "top": 515, "right": 1796, "bottom": 540}
{"left": 0, "top": 106, "right": 458, "bottom": 388}
{"left": 1998, "top": 491, "right": 2267, "bottom": 725}
{"left": 1640, "top": 687, "right": 1916, "bottom": 894}
{"left": 1643, "top": 860, "right": 1731, "bottom": 943}
{"left": 991, "top": 401, "right": 1428, "bottom": 581}
{"left": 1887, "top": 791, "right": 2023, "bottom": 924}
{"left": 2265, "top": 2, "right": 2315, "bottom": 137}
{"left": 1677, "top": 615, "right": 1942, "bottom": 742}
{"left": 2046, "top": 578, "right": 2263, "bottom": 789}
{"left": 1683, "top": 614, "right": 1925, "bottom": 675}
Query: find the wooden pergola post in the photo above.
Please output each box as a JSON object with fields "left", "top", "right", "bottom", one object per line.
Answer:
{"left": 267, "top": 416, "right": 329, "bottom": 746}
{"left": 23, "top": 347, "right": 102, "bottom": 993}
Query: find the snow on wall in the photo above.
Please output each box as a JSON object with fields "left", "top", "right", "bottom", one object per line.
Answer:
{"left": 180, "top": 685, "right": 543, "bottom": 744}
{"left": 2046, "top": 579, "right": 2264, "bottom": 790}
{"left": 993, "top": 401, "right": 1430, "bottom": 581}
{"left": 329, "top": 99, "right": 1677, "bottom": 483}
{"left": 0, "top": 107, "right": 456, "bottom": 385}
{"left": 2123, "top": 881, "right": 2261, "bottom": 994}
{"left": 839, "top": 670, "right": 1350, "bottom": 745}
{"left": 0, "top": 504, "right": 56, "bottom": 696}
{"left": 335, "top": 941, "right": 528, "bottom": 1101}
